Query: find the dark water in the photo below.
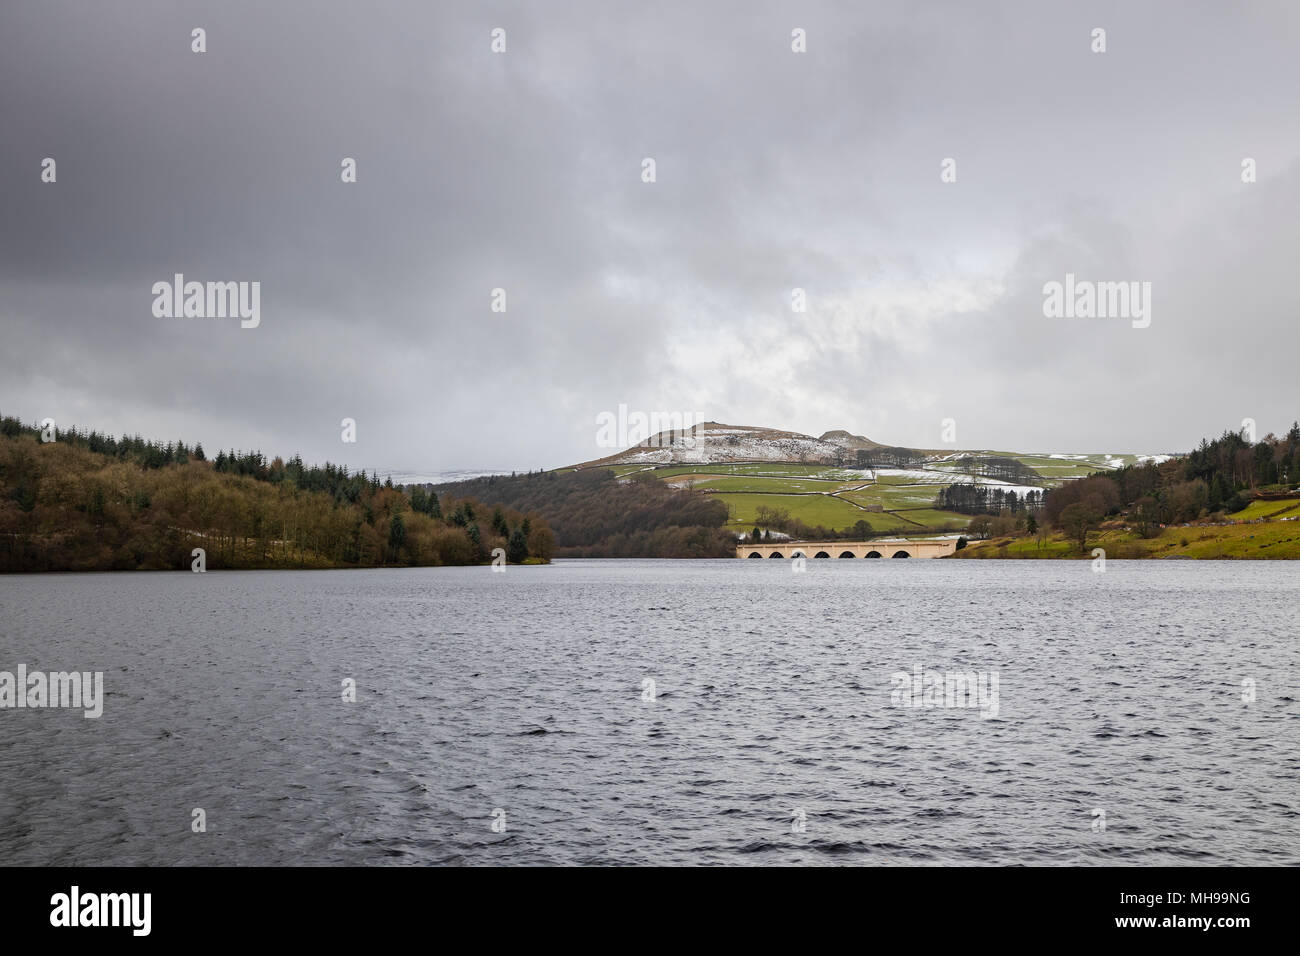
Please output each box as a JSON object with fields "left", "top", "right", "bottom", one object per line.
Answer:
{"left": 1, "top": 560, "right": 1296, "bottom": 866}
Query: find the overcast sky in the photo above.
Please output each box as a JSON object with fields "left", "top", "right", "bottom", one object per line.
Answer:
{"left": 2, "top": 1, "right": 1298, "bottom": 475}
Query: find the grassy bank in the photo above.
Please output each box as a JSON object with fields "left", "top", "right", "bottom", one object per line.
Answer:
{"left": 955, "top": 513, "right": 1300, "bottom": 559}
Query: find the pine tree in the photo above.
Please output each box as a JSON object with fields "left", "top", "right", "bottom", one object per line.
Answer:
{"left": 1209, "top": 473, "right": 1226, "bottom": 510}
{"left": 507, "top": 528, "right": 528, "bottom": 563}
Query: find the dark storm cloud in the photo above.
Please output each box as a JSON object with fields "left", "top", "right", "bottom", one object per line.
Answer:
{"left": 2, "top": 1, "right": 1298, "bottom": 472}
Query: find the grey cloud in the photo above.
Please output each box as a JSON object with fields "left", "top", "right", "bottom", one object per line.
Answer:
{"left": 2, "top": 1, "right": 1298, "bottom": 472}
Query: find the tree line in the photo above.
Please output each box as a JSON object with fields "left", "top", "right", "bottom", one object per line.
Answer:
{"left": 855, "top": 447, "right": 926, "bottom": 469}
{"left": 934, "top": 484, "right": 1043, "bottom": 515}
{"left": 0, "top": 416, "right": 552, "bottom": 572}
{"left": 1041, "top": 421, "right": 1300, "bottom": 550}
{"left": 944, "top": 456, "right": 1040, "bottom": 484}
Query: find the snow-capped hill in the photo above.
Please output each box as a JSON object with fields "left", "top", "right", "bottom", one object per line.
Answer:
{"left": 574, "top": 422, "right": 882, "bottom": 468}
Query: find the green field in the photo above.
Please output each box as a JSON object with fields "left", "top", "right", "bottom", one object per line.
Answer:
{"left": 1227, "top": 497, "right": 1300, "bottom": 521}
{"left": 889, "top": 508, "right": 971, "bottom": 528}
{"left": 864, "top": 472, "right": 940, "bottom": 485}
{"left": 597, "top": 449, "right": 1150, "bottom": 538}
{"left": 710, "top": 492, "right": 965, "bottom": 533}
{"left": 607, "top": 462, "right": 1029, "bottom": 534}
{"left": 715, "top": 492, "right": 884, "bottom": 529}
{"left": 839, "top": 486, "right": 942, "bottom": 509}
{"left": 676, "top": 474, "right": 847, "bottom": 493}
{"left": 611, "top": 464, "right": 978, "bottom": 530}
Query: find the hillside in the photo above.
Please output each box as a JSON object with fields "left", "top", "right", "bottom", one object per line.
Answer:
{"left": 567, "top": 421, "right": 1164, "bottom": 540}
{"left": 0, "top": 418, "right": 553, "bottom": 572}
{"left": 956, "top": 506, "right": 1300, "bottom": 559}
{"left": 429, "top": 468, "right": 735, "bottom": 558}
{"left": 575, "top": 421, "right": 883, "bottom": 469}
{"left": 956, "top": 422, "right": 1300, "bottom": 558}
{"left": 573, "top": 420, "right": 1160, "bottom": 472}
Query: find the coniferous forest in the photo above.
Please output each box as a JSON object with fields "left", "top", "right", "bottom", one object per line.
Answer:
{"left": 0, "top": 416, "right": 553, "bottom": 572}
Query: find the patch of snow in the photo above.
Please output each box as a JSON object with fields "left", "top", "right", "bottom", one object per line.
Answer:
{"left": 395, "top": 469, "right": 510, "bottom": 485}
{"left": 617, "top": 431, "right": 846, "bottom": 466}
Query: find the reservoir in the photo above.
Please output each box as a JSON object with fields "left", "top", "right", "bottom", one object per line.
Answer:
{"left": 0, "top": 559, "right": 1295, "bottom": 865}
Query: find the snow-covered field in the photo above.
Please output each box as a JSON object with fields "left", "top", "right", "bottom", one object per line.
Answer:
{"left": 850, "top": 468, "right": 1041, "bottom": 494}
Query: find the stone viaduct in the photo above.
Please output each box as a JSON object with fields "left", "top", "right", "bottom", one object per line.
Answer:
{"left": 737, "top": 539, "right": 958, "bottom": 559}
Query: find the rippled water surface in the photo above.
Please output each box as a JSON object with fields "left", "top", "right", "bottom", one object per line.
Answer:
{"left": 1, "top": 560, "right": 1297, "bottom": 865}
